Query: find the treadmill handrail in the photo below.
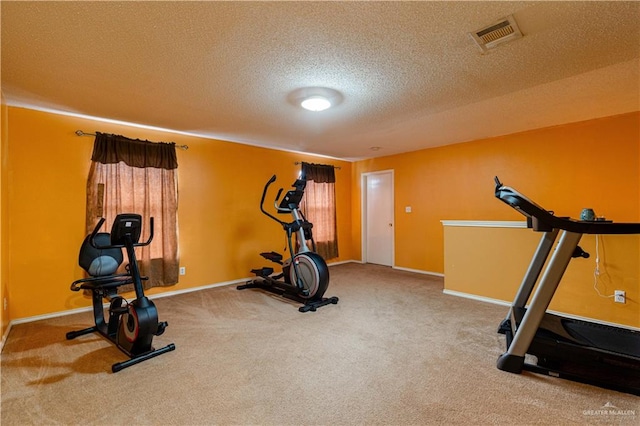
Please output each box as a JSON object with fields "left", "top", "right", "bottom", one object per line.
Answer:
{"left": 494, "top": 177, "right": 640, "bottom": 234}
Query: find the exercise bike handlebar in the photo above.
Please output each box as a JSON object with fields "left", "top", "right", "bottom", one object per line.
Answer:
{"left": 88, "top": 218, "right": 108, "bottom": 247}
{"left": 89, "top": 216, "right": 155, "bottom": 249}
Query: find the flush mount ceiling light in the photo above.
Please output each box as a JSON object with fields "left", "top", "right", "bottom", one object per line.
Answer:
{"left": 301, "top": 96, "right": 331, "bottom": 112}
{"left": 287, "top": 87, "right": 343, "bottom": 112}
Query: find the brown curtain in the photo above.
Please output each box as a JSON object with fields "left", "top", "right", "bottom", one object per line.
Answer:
{"left": 300, "top": 162, "right": 339, "bottom": 260}
{"left": 86, "top": 132, "right": 179, "bottom": 288}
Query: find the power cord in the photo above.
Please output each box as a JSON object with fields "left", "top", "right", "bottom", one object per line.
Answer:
{"left": 592, "top": 234, "right": 613, "bottom": 299}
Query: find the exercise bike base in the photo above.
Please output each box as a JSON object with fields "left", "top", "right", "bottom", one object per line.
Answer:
{"left": 67, "top": 326, "right": 176, "bottom": 372}
{"left": 66, "top": 326, "right": 99, "bottom": 340}
{"left": 112, "top": 343, "right": 176, "bottom": 373}
{"left": 237, "top": 280, "right": 338, "bottom": 313}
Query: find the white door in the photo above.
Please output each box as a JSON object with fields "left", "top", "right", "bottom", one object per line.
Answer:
{"left": 363, "top": 171, "right": 394, "bottom": 266}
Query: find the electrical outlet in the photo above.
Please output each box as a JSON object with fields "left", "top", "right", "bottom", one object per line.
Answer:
{"left": 179, "top": 267, "right": 186, "bottom": 276}
{"left": 614, "top": 290, "right": 626, "bottom": 304}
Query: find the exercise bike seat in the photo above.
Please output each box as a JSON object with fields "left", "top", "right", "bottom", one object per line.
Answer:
{"left": 70, "top": 232, "right": 147, "bottom": 292}
{"left": 71, "top": 274, "right": 135, "bottom": 292}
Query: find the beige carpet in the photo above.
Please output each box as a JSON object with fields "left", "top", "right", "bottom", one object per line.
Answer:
{"left": 1, "top": 263, "right": 638, "bottom": 425}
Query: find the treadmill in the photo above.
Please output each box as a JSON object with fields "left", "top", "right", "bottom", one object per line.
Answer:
{"left": 493, "top": 177, "right": 640, "bottom": 395}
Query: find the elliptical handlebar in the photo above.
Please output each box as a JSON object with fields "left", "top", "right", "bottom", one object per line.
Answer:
{"left": 259, "top": 175, "right": 288, "bottom": 226}
{"left": 274, "top": 188, "right": 287, "bottom": 213}
{"left": 146, "top": 218, "right": 154, "bottom": 245}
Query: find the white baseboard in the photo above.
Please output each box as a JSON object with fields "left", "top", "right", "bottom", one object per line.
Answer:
{"left": 327, "top": 259, "right": 361, "bottom": 266}
{"left": 443, "top": 289, "right": 640, "bottom": 332}
{"left": 393, "top": 266, "right": 444, "bottom": 277}
{"left": 3, "top": 264, "right": 637, "bottom": 352}
{"left": 442, "top": 289, "right": 512, "bottom": 307}
{"left": 0, "top": 260, "right": 363, "bottom": 353}
{"left": 147, "top": 277, "right": 248, "bottom": 300}
{"left": 7, "top": 277, "right": 250, "bottom": 329}
{"left": 1, "top": 321, "right": 12, "bottom": 353}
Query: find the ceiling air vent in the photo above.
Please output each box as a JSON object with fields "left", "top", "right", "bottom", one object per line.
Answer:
{"left": 469, "top": 14, "right": 522, "bottom": 53}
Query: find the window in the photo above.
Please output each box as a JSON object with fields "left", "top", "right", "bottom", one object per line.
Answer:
{"left": 85, "top": 132, "right": 179, "bottom": 287}
{"left": 300, "top": 162, "right": 339, "bottom": 260}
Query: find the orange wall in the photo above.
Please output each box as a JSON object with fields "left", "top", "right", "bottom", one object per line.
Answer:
{"left": 1, "top": 93, "right": 8, "bottom": 339}
{"left": 6, "top": 107, "right": 352, "bottom": 320}
{"left": 559, "top": 233, "right": 638, "bottom": 327}
{"left": 352, "top": 112, "right": 640, "bottom": 274}
{"left": 444, "top": 224, "right": 639, "bottom": 328}
{"left": 4, "top": 108, "right": 639, "bottom": 325}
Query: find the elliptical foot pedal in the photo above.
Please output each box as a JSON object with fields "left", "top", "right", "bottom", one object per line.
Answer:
{"left": 250, "top": 267, "right": 274, "bottom": 277}
{"left": 260, "top": 251, "right": 283, "bottom": 264}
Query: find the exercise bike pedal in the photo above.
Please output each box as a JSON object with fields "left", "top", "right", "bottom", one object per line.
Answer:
{"left": 251, "top": 267, "right": 274, "bottom": 277}
{"left": 156, "top": 321, "right": 168, "bottom": 336}
{"left": 109, "top": 297, "right": 129, "bottom": 315}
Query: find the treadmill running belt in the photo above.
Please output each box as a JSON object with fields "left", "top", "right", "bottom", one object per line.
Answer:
{"left": 563, "top": 319, "right": 640, "bottom": 358}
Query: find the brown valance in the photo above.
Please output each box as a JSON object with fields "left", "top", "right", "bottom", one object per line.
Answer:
{"left": 91, "top": 132, "right": 178, "bottom": 170}
{"left": 301, "top": 162, "right": 336, "bottom": 183}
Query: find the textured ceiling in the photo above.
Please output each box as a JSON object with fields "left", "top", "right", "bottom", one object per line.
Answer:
{"left": 2, "top": 1, "right": 639, "bottom": 160}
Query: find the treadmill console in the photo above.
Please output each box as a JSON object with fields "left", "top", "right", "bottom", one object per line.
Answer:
{"left": 494, "top": 177, "right": 640, "bottom": 235}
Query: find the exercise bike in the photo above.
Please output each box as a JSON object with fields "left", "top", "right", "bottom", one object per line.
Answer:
{"left": 66, "top": 213, "right": 175, "bottom": 372}
{"left": 237, "top": 175, "right": 339, "bottom": 312}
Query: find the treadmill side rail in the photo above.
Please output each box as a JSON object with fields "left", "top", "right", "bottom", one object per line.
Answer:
{"left": 503, "top": 231, "right": 582, "bottom": 358}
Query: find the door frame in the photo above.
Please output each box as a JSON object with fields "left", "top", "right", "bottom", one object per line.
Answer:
{"left": 361, "top": 170, "right": 395, "bottom": 266}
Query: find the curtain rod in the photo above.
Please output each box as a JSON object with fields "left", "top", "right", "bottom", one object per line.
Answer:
{"left": 75, "top": 130, "right": 189, "bottom": 150}
{"left": 294, "top": 161, "right": 341, "bottom": 170}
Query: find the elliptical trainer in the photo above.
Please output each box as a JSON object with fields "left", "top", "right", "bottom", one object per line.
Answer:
{"left": 237, "top": 175, "right": 339, "bottom": 312}
{"left": 66, "top": 214, "right": 175, "bottom": 372}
